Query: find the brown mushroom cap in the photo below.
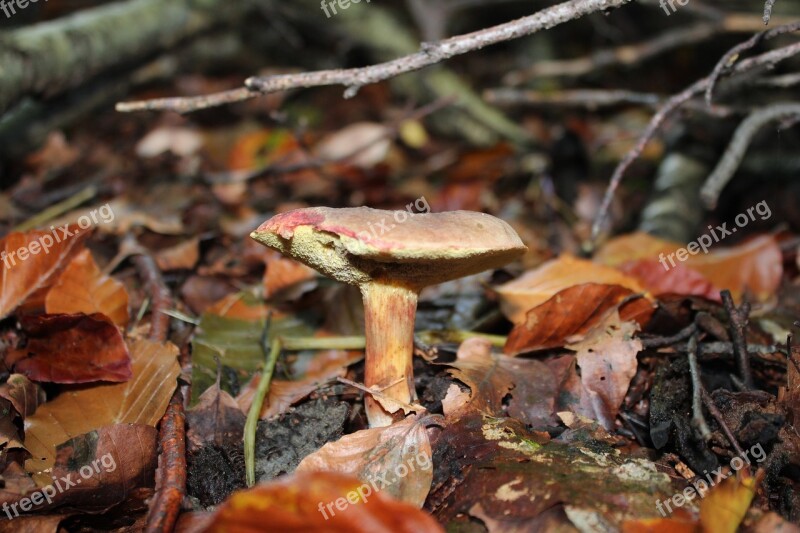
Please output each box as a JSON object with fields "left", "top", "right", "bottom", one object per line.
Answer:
{"left": 251, "top": 207, "right": 526, "bottom": 289}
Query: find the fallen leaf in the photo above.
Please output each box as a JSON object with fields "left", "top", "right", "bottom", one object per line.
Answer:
{"left": 699, "top": 471, "right": 757, "bottom": 533}
{"left": 0, "top": 374, "right": 45, "bottom": 419}
{"left": 10, "top": 313, "right": 131, "bottom": 384}
{"left": 619, "top": 259, "right": 720, "bottom": 301}
{"left": 262, "top": 250, "right": 317, "bottom": 300}
{"left": 297, "top": 415, "right": 436, "bottom": 508}
{"left": 45, "top": 249, "right": 129, "bottom": 327}
{"left": 155, "top": 238, "right": 200, "bottom": 272}
{"left": 187, "top": 383, "right": 246, "bottom": 449}
{"left": 314, "top": 122, "right": 392, "bottom": 168}
{"left": 0, "top": 225, "right": 86, "bottom": 320}
{"left": 566, "top": 312, "right": 642, "bottom": 430}
{"left": 191, "top": 309, "right": 312, "bottom": 404}
{"left": 595, "top": 232, "right": 782, "bottom": 302}
{"left": 504, "top": 283, "right": 653, "bottom": 355}
{"left": 23, "top": 338, "right": 179, "bottom": 485}
{"left": 206, "top": 471, "right": 443, "bottom": 532}
{"left": 495, "top": 255, "right": 649, "bottom": 324}
{"left": 136, "top": 126, "right": 204, "bottom": 158}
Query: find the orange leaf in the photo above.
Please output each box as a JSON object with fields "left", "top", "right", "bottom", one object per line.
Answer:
{"left": 504, "top": 283, "right": 653, "bottom": 355}
{"left": 595, "top": 233, "right": 782, "bottom": 301}
{"left": 0, "top": 225, "right": 86, "bottom": 320}
{"left": 495, "top": 255, "right": 650, "bottom": 325}
{"left": 9, "top": 313, "right": 131, "bottom": 384}
{"left": 205, "top": 471, "right": 443, "bottom": 533}
{"left": 45, "top": 249, "right": 129, "bottom": 327}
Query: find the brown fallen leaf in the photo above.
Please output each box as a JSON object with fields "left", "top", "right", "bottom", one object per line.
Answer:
{"left": 297, "top": 415, "right": 436, "bottom": 508}
{"left": 595, "top": 232, "right": 782, "bottom": 302}
{"left": 447, "top": 337, "right": 572, "bottom": 427}
{"left": 205, "top": 471, "right": 443, "bottom": 533}
{"left": 187, "top": 382, "right": 246, "bottom": 450}
{"left": 0, "top": 424, "right": 157, "bottom": 517}
{"left": 495, "top": 255, "right": 650, "bottom": 324}
{"left": 44, "top": 249, "right": 129, "bottom": 327}
{"left": 0, "top": 225, "right": 86, "bottom": 321}
{"left": 565, "top": 312, "right": 642, "bottom": 431}
{"left": 504, "top": 283, "right": 653, "bottom": 355}
{"left": 262, "top": 250, "right": 317, "bottom": 300}
{"left": 9, "top": 313, "right": 131, "bottom": 384}
{"left": 23, "top": 338, "right": 179, "bottom": 485}
{"left": 0, "top": 374, "right": 45, "bottom": 420}
{"left": 155, "top": 238, "right": 201, "bottom": 272}
{"left": 699, "top": 470, "right": 758, "bottom": 533}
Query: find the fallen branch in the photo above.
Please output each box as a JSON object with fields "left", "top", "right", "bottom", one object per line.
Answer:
{"left": 590, "top": 37, "right": 800, "bottom": 245}
{"left": 117, "top": 0, "right": 633, "bottom": 114}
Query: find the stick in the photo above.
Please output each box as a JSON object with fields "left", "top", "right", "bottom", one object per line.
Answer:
{"left": 117, "top": 0, "right": 633, "bottom": 114}
{"left": 687, "top": 335, "right": 712, "bottom": 441}
{"left": 721, "top": 290, "right": 755, "bottom": 389}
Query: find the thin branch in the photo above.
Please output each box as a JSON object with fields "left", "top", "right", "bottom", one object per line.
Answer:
{"left": 117, "top": 0, "right": 633, "bottom": 114}
{"left": 590, "top": 39, "right": 800, "bottom": 246}
{"left": 721, "top": 290, "right": 755, "bottom": 389}
{"left": 687, "top": 335, "right": 712, "bottom": 441}
{"left": 764, "top": 0, "right": 778, "bottom": 25}
{"left": 702, "top": 389, "right": 746, "bottom": 457}
{"left": 700, "top": 103, "right": 800, "bottom": 208}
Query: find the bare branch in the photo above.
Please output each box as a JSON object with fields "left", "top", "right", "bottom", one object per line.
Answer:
{"left": 117, "top": 0, "right": 632, "bottom": 114}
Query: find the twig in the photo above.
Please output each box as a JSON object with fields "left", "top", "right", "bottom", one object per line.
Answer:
{"left": 700, "top": 103, "right": 800, "bottom": 208}
{"left": 131, "top": 239, "right": 185, "bottom": 533}
{"left": 701, "top": 389, "right": 745, "bottom": 457}
{"left": 590, "top": 39, "right": 800, "bottom": 246}
{"left": 484, "top": 88, "right": 662, "bottom": 109}
{"left": 117, "top": 0, "right": 633, "bottom": 114}
{"left": 145, "top": 391, "right": 186, "bottom": 533}
{"left": 721, "top": 290, "right": 755, "bottom": 389}
{"left": 244, "top": 319, "right": 281, "bottom": 487}
{"left": 687, "top": 335, "right": 712, "bottom": 441}
{"left": 640, "top": 323, "right": 698, "bottom": 349}
{"left": 764, "top": 0, "right": 778, "bottom": 25}
{"left": 705, "top": 21, "right": 800, "bottom": 108}
{"left": 671, "top": 341, "right": 784, "bottom": 357}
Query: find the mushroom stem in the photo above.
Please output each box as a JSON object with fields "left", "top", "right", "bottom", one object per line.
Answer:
{"left": 361, "top": 281, "right": 419, "bottom": 427}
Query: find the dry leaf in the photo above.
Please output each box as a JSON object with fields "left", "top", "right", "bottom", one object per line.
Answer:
{"left": 0, "top": 374, "right": 45, "bottom": 419}
{"left": 45, "top": 249, "right": 129, "bottom": 327}
{"left": 315, "top": 122, "right": 392, "bottom": 168}
{"left": 187, "top": 384, "right": 245, "bottom": 449}
{"left": 595, "top": 232, "right": 782, "bottom": 302}
{"left": 496, "top": 255, "right": 649, "bottom": 324}
{"left": 10, "top": 313, "right": 131, "bottom": 384}
{"left": 699, "top": 471, "right": 757, "bottom": 533}
{"left": 0, "top": 225, "right": 86, "bottom": 320}
{"left": 297, "top": 415, "right": 435, "bottom": 508}
{"left": 206, "top": 471, "right": 443, "bottom": 533}
{"left": 155, "top": 238, "right": 200, "bottom": 272}
{"left": 23, "top": 338, "right": 180, "bottom": 485}
{"left": 565, "top": 312, "right": 642, "bottom": 430}
{"left": 504, "top": 283, "right": 653, "bottom": 355}
{"left": 618, "top": 260, "right": 720, "bottom": 301}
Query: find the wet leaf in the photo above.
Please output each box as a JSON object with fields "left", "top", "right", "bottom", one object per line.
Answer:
{"left": 45, "top": 249, "right": 129, "bottom": 327}
{"left": 206, "top": 470, "right": 443, "bottom": 532}
{"left": 495, "top": 255, "right": 650, "bottom": 324}
{"left": 296, "top": 415, "right": 435, "bottom": 508}
{"left": 23, "top": 338, "right": 179, "bottom": 485}
{"left": 10, "top": 313, "right": 131, "bottom": 384}
{"left": 0, "top": 225, "right": 86, "bottom": 320}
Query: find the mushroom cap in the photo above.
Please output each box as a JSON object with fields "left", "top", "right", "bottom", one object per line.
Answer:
{"left": 251, "top": 207, "right": 526, "bottom": 289}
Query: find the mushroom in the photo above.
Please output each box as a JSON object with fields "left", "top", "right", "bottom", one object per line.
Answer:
{"left": 251, "top": 207, "right": 526, "bottom": 426}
